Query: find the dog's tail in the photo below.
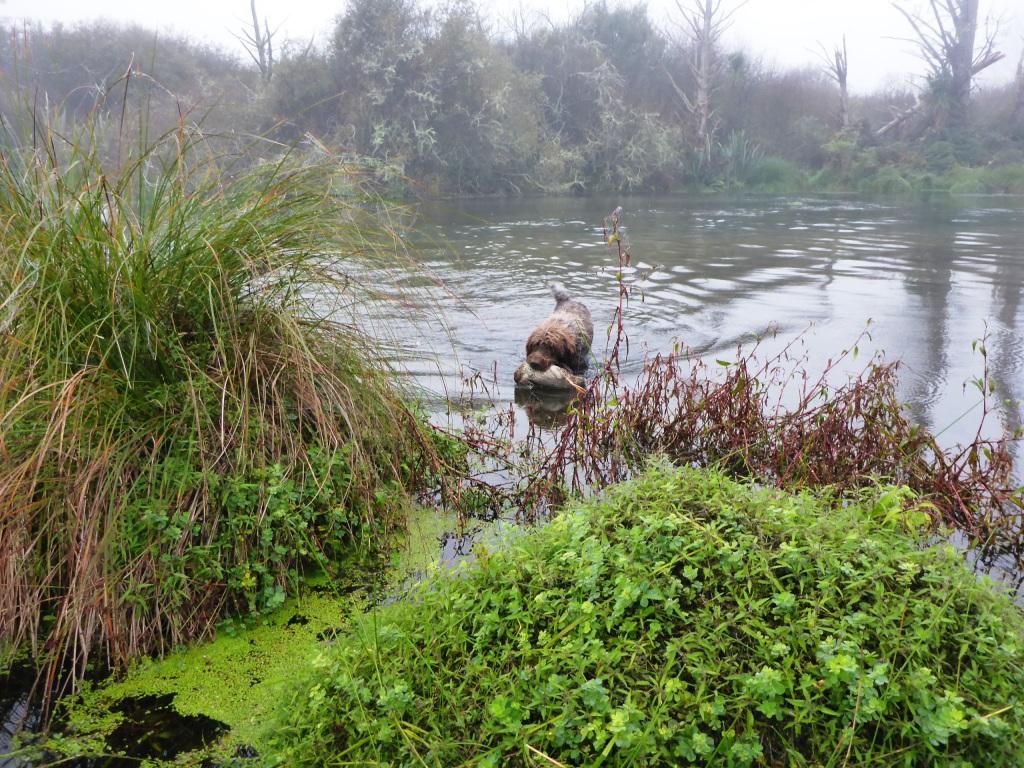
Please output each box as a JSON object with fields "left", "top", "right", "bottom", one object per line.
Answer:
{"left": 551, "top": 282, "right": 572, "bottom": 303}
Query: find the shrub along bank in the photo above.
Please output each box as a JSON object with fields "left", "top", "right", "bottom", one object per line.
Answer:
{"left": 0, "top": 118, "right": 444, "bottom": 695}
{"left": 271, "top": 464, "right": 1024, "bottom": 767}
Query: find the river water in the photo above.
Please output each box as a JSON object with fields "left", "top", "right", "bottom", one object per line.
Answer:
{"left": 382, "top": 194, "right": 1024, "bottom": 471}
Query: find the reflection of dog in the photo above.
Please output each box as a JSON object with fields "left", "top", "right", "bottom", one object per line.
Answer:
{"left": 523, "top": 283, "right": 594, "bottom": 375}
{"left": 515, "top": 386, "right": 576, "bottom": 429}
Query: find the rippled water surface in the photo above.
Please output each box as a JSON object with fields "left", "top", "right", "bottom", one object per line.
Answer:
{"left": 387, "top": 195, "right": 1024, "bottom": 466}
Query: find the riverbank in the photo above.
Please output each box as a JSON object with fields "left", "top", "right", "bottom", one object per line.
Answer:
{"left": 270, "top": 464, "right": 1024, "bottom": 767}
{"left": 395, "top": 159, "right": 1024, "bottom": 200}
{"left": 16, "top": 463, "right": 1024, "bottom": 766}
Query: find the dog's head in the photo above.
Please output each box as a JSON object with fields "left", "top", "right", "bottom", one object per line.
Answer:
{"left": 525, "top": 323, "right": 577, "bottom": 372}
{"left": 526, "top": 348, "right": 555, "bottom": 372}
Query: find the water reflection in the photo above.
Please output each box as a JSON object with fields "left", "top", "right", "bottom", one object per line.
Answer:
{"left": 992, "top": 250, "right": 1023, "bottom": 457}
{"left": 898, "top": 205, "right": 956, "bottom": 431}
{"left": 514, "top": 386, "right": 579, "bottom": 429}
{"left": 1, "top": 666, "right": 41, "bottom": 768}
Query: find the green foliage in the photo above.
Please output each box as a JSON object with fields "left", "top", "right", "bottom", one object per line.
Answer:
{"left": 948, "top": 170, "right": 990, "bottom": 195}
{"left": 860, "top": 165, "right": 915, "bottom": 194}
{"left": 290, "top": 0, "right": 551, "bottom": 194}
{"left": 718, "top": 130, "right": 763, "bottom": 186}
{"left": 923, "top": 141, "right": 957, "bottom": 173}
{"left": 265, "top": 49, "right": 338, "bottom": 139}
{"left": 948, "top": 164, "right": 1024, "bottom": 195}
{"left": 821, "top": 131, "right": 861, "bottom": 175}
{"left": 808, "top": 131, "right": 1024, "bottom": 195}
{"left": 579, "top": 69, "right": 685, "bottom": 192}
{"left": 0, "top": 111, "right": 441, "bottom": 684}
{"left": 270, "top": 465, "right": 1024, "bottom": 766}
{"left": 576, "top": 1, "right": 666, "bottom": 103}
{"left": 4, "top": 2, "right": 1022, "bottom": 196}
{"left": 983, "top": 164, "right": 1024, "bottom": 193}
{"left": 990, "top": 148, "right": 1024, "bottom": 166}
{"left": 746, "top": 156, "right": 805, "bottom": 192}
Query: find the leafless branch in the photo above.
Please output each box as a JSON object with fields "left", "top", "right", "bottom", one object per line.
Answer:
{"left": 891, "top": 0, "right": 1004, "bottom": 130}
{"left": 666, "top": 0, "right": 749, "bottom": 163}
{"left": 232, "top": 0, "right": 275, "bottom": 83}
{"left": 876, "top": 100, "right": 922, "bottom": 137}
{"left": 815, "top": 36, "right": 850, "bottom": 128}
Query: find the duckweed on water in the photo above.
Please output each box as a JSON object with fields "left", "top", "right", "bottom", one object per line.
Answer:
{"left": 22, "top": 504, "right": 472, "bottom": 766}
{"left": 271, "top": 464, "right": 1024, "bottom": 767}
{"left": 56, "top": 584, "right": 363, "bottom": 759}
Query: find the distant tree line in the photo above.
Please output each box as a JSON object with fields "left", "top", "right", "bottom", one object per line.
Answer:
{"left": 2, "top": 0, "right": 1023, "bottom": 195}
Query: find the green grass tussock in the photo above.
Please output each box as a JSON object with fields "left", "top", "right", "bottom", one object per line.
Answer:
{"left": 947, "top": 164, "right": 1024, "bottom": 195}
{"left": 745, "top": 157, "right": 806, "bottom": 193}
{"left": 0, "top": 118, "right": 441, "bottom": 690}
{"left": 271, "top": 465, "right": 1024, "bottom": 767}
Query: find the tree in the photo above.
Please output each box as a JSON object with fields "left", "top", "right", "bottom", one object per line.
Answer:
{"left": 817, "top": 36, "right": 850, "bottom": 129}
{"left": 236, "top": 0, "right": 275, "bottom": 83}
{"left": 577, "top": 2, "right": 667, "bottom": 108}
{"left": 0, "top": 21, "right": 252, "bottom": 129}
{"left": 893, "top": 0, "right": 1004, "bottom": 132}
{"left": 508, "top": 18, "right": 607, "bottom": 145}
{"left": 666, "top": 0, "right": 747, "bottom": 164}
{"left": 1013, "top": 49, "right": 1024, "bottom": 136}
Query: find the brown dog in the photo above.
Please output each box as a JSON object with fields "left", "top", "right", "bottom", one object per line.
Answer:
{"left": 522, "top": 283, "right": 594, "bottom": 375}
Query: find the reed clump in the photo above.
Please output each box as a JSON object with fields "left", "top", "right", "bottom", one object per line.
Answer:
{"left": 0, "top": 113, "right": 440, "bottom": 699}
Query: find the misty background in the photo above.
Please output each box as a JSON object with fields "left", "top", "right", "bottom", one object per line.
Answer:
{"left": 0, "top": 0, "right": 1022, "bottom": 195}
{"left": 8, "top": 0, "right": 1023, "bottom": 90}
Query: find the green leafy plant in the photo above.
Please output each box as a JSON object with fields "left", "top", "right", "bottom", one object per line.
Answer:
{"left": 270, "top": 465, "right": 1024, "bottom": 766}
{"left": 718, "top": 129, "right": 763, "bottom": 186}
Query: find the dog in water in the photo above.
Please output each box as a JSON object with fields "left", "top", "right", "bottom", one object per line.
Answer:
{"left": 513, "top": 284, "right": 593, "bottom": 391}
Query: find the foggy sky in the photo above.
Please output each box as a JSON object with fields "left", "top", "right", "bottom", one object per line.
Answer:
{"left": 4, "top": 0, "right": 1023, "bottom": 94}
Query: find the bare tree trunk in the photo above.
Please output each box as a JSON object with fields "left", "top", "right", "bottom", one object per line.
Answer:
{"left": 948, "top": 0, "right": 979, "bottom": 127}
{"left": 695, "top": 0, "right": 713, "bottom": 162}
{"left": 893, "top": 0, "right": 1003, "bottom": 132}
{"left": 876, "top": 99, "right": 921, "bottom": 138}
{"left": 836, "top": 38, "right": 849, "bottom": 130}
{"left": 250, "top": 0, "right": 266, "bottom": 77}
{"left": 666, "top": 0, "right": 746, "bottom": 165}
{"left": 1013, "top": 52, "right": 1024, "bottom": 133}
{"left": 236, "top": 0, "right": 274, "bottom": 83}
{"left": 837, "top": 89, "right": 851, "bottom": 132}
{"left": 819, "top": 36, "right": 850, "bottom": 129}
